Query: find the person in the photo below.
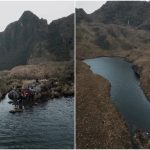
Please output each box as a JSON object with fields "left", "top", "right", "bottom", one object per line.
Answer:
{"left": 36, "top": 79, "right": 39, "bottom": 84}
{"left": 8, "top": 89, "right": 19, "bottom": 100}
{"left": 18, "top": 99, "right": 23, "bottom": 109}
{"left": 14, "top": 99, "right": 18, "bottom": 109}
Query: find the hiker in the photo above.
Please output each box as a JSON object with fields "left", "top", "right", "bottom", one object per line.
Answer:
{"left": 136, "top": 129, "right": 145, "bottom": 143}
{"left": 14, "top": 99, "right": 18, "bottom": 109}
{"left": 36, "top": 79, "right": 39, "bottom": 84}
{"left": 8, "top": 89, "right": 19, "bottom": 100}
{"left": 18, "top": 99, "right": 23, "bottom": 109}
{"left": 21, "top": 88, "right": 33, "bottom": 101}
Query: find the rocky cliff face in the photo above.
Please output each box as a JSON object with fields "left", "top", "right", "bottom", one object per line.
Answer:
{"left": 0, "top": 11, "right": 74, "bottom": 70}
{"left": 47, "top": 14, "right": 74, "bottom": 60}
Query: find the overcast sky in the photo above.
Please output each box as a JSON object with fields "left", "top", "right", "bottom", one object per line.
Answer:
{"left": 0, "top": 1, "right": 74, "bottom": 32}
{"left": 76, "top": 1, "right": 106, "bottom": 14}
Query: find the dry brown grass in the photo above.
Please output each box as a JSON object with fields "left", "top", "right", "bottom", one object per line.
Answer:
{"left": 0, "top": 61, "right": 71, "bottom": 80}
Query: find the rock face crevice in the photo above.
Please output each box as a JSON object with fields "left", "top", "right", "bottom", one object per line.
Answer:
{"left": 0, "top": 11, "right": 74, "bottom": 70}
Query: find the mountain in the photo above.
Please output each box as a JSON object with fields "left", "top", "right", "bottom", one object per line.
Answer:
{"left": 76, "top": 1, "right": 150, "bottom": 59}
{"left": 90, "top": 1, "right": 150, "bottom": 29}
{"left": 0, "top": 11, "right": 74, "bottom": 70}
{"left": 47, "top": 14, "right": 74, "bottom": 60}
{"left": 76, "top": 8, "right": 91, "bottom": 24}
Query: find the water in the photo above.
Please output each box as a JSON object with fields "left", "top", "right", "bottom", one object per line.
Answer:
{"left": 0, "top": 95, "right": 74, "bottom": 149}
{"left": 84, "top": 57, "right": 150, "bottom": 133}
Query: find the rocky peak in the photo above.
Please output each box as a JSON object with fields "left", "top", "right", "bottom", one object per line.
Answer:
{"left": 76, "top": 8, "right": 91, "bottom": 24}
{"left": 19, "top": 10, "right": 39, "bottom": 22}
{"left": 76, "top": 8, "right": 86, "bottom": 15}
{"left": 18, "top": 10, "right": 48, "bottom": 32}
{"left": 90, "top": 1, "right": 150, "bottom": 27}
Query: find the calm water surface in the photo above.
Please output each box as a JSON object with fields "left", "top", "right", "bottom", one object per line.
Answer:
{"left": 84, "top": 57, "right": 150, "bottom": 133}
{"left": 0, "top": 95, "right": 74, "bottom": 149}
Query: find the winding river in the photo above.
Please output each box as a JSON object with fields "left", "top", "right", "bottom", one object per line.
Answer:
{"left": 0, "top": 96, "right": 74, "bottom": 149}
{"left": 84, "top": 57, "right": 150, "bottom": 133}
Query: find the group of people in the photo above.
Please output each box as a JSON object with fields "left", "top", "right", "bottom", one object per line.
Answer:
{"left": 133, "top": 129, "right": 150, "bottom": 148}
{"left": 8, "top": 88, "right": 34, "bottom": 109}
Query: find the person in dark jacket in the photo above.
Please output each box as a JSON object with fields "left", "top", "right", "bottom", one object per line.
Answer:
{"left": 18, "top": 99, "right": 23, "bottom": 109}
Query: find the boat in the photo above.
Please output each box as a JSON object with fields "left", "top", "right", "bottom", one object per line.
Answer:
{"left": 9, "top": 108, "right": 23, "bottom": 113}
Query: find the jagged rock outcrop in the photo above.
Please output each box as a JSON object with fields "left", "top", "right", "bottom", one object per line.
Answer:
{"left": 76, "top": 8, "right": 91, "bottom": 24}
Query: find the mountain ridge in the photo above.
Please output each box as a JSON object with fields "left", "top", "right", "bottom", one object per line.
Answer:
{"left": 79, "top": 1, "right": 150, "bottom": 29}
{"left": 76, "top": 1, "right": 150, "bottom": 59}
{"left": 0, "top": 10, "right": 74, "bottom": 70}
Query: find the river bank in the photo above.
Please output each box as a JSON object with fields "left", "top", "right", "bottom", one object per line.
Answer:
{"left": 76, "top": 60, "right": 132, "bottom": 148}
{"left": 77, "top": 34, "right": 133, "bottom": 148}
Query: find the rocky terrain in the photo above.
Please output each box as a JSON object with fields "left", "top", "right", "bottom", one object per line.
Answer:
{"left": 76, "top": 1, "right": 150, "bottom": 148}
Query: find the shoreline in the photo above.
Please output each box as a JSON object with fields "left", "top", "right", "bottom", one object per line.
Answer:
{"left": 76, "top": 60, "right": 132, "bottom": 148}
{"left": 83, "top": 55, "right": 150, "bottom": 102}
{"left": 80, "top": 54, "right": 150, "bottom": 148}
{"left": 0, "top": 78, "right": 74, "bottom": 104}
{"left": 78, "top": 53, "right": 150, "bottom": 148}
{"left": 83, "top": 59, "right": 134, "bottom": 145}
